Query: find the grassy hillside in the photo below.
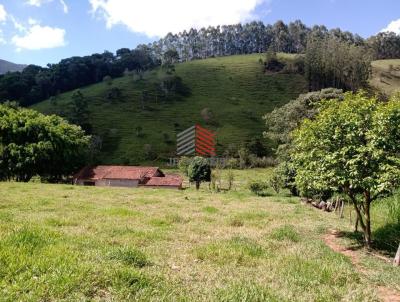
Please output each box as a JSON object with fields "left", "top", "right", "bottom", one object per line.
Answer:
{"left": 32, "top": 54, "right": 307, "bottom": 165}
{"left": 370, "top": 59, "right": 400, "bottom": 96}
{"left": 0, "top": 169, "right": 398, "bottom": 301}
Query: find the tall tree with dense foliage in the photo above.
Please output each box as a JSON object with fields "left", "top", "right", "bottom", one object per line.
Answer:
{"left": 68, "top": 89, "right": 91, "bottom": 133}
{"left": 0, "top": 104, "right": 90, "bottom": 182}
{"left": 305, "top": 36, "right": 372, "bottom": 91}
{"left": 292, "top": 92, "right": 400, "bottom": 247}
{"left": 264, "top": 88, "right": 344, "bottom": 195}
{"left": 187, "top": 156, "right": 211, "bottom": 190}
{"left": 264, "top": 88, "right": 344, "bottom": 152}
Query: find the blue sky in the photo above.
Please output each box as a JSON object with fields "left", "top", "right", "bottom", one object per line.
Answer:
{"left": 0, "top": 0, "right": 399, "bottom": 66}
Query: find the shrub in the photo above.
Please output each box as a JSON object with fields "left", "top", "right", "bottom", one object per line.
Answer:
{"left": 227, "top": 170, "right": 234, "bottom": 191}
{"left": 178, "top": 156, "right": 192, "bottom": 176}
{"left": 187, "top": 156, "right": 211, "bottom": 190}
{"left": 272, "top": 162, "right": 298, "bottom": 196}
{"left": 248, "top": 180, "right": 269, "bottom": 196}
{"left": 269, "top": 169, "right": 284, "bottom": 194}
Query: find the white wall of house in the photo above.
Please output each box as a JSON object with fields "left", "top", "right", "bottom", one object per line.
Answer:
{"left": 143, "top": 185, "right": 181, "bottom": 190}
{"left": 97, "top": 179, "right": 139, "bottom": 187}
{"left": 75, "top": 179, "right": 139, "bottom": 187}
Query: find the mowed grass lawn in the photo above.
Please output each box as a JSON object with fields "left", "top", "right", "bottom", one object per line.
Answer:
{"left": 0, "top": 169, "right": 399, "bottom": 301}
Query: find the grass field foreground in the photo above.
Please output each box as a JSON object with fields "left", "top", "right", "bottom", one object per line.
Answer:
{"left": 0, "top": 169, "right": 399, "bottom": 301}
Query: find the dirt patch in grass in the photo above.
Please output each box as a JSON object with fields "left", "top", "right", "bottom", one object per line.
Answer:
{"left": 323, "top": 229, "right": 400, "bottom": 302}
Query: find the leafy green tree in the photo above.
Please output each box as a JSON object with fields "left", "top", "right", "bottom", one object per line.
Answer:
{"left": 264, "top": 88, "right": 344, "bottom": 151}
{"left": 163, "top": 49, "right": 179, "bottom": 66}
{"left": 69, "top": 90, "right": 91, "bottom": 133}
{"left": 178, "top": 156, "right": 191, "bottom": 175}
{"left": 0, "top": 104, "right": 90, "bottom": 182}
{"left": 292, "top": 92, "right": 400, "bottom": 247}
{"left": 305, "top": 36, "right": 372, "bottom": 91}
{"left": 187, "top": 156, "right": 211, "bottom": 190}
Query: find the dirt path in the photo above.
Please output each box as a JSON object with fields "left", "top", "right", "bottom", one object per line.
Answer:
{"left": 323, "top": 230, "right": 400, "bottom": 302}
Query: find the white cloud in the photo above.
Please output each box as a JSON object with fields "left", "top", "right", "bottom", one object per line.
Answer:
{"left": 28, "top": 18, "right": 39, "bottom": 25}
{"left": 59, "top": 0, "right": 69, "bottom": 13}
{"left": 9, "top": 15, "right": 26, "bottom": 32}
{"left": 11, "top": 24, "right": 66, "bottom": 50}
{"left": 26, "top": 0, "right": 49, "bottom": 6}
{"left": 0, "top": 4, "right": 7, "bottom": 23}
{"left": 89, "top": 0, "right": 264, "bottom": 37}
{"left": 26, "top": 0, "right": 69, "bottom": 13}
{"left": 0, "top": 29, "right": 6, "bottom": 45}
{"left": 381, "top": 19, "right": 400, "bottom": 34}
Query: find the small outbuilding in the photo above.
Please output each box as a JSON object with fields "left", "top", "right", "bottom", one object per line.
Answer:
{"left": 73, "top": 166, "right": 182, "bottom": 189}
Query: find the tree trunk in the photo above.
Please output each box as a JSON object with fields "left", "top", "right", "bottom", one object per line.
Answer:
{"left": 354, "top": 215, "right": 359, "bottom": 232}
{"left": 349, "top": 193, "right": 370, "bottom": 248}
{"left": 363, "top": 192, "right": 372, "bottom": 249}
{"left": 394, "top": 243, "right": 400, "bottom": 267}
{"left": 195, "top": 181, "right": 200, "bottom": 190}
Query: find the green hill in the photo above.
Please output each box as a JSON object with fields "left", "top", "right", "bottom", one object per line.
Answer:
{"left": 32, "top": 53, "right": 307, "bottom": 165}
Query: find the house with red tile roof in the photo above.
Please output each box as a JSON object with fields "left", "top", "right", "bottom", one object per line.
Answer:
{"left": 73, "top": 166, "right": 182, "bottom": 189}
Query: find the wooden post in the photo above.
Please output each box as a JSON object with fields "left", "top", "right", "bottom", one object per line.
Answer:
{"left": 394, "top": 243, "right": 400, "bottom": 267}
{"left": 334, "top": 197, "right": 339, "bottom": 214}
{"left": 340, "top": 200, "right": 345, "bottom": 219}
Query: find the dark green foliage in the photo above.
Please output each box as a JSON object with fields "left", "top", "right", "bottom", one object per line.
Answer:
{"left": 187, "top": 156, "right": 211, "bottom": 190}
{"left": 368, "top": 32, "right": 400, "bottom": 60}
{"left": 264, "top": 48, "right": 285, "bottom": 72}
{"left": 244, "top": 137, "right": 269, "bottom": 157}
{"left": 135, "top": 126, "right": 143, "bottom": 137}
{"left": 68, "top": 90, "right": 91, "bottom": 133}
{"left": 269, "top": 171, "right": 284, "bottom": 194}
{"left": 0, "top": 104, "right": 90, "bottom": 182}
{"left": 264, "top": 88, "right": 344, "bottom": 194}
{"left": 248, "top": 180, "right": 269, "bottom": 196}
{"left": 264, "top": 88, "right": 344, "bottom": 148}
{"left": 160, "top": 75, "right": 191, "bottom": 100}
{"left": 106, "top": 87, "right": 122, "bottom": 102}
{"left": 292, "top": 92, "right": 400, "bottom": 246}
{"left": 163, "top": 49, "right": 179, "bottom": 68}
{"left": 0, "top": 48, "right": 158, "bottom": 107}
{"left": 143, "top": 144, "right": 156, "bottom": 160}
{"left": 305, "top": 36, "right": 372, "bottom": 91}
{"left": 178, "top": 156, "right": 192, "bottom": 176}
